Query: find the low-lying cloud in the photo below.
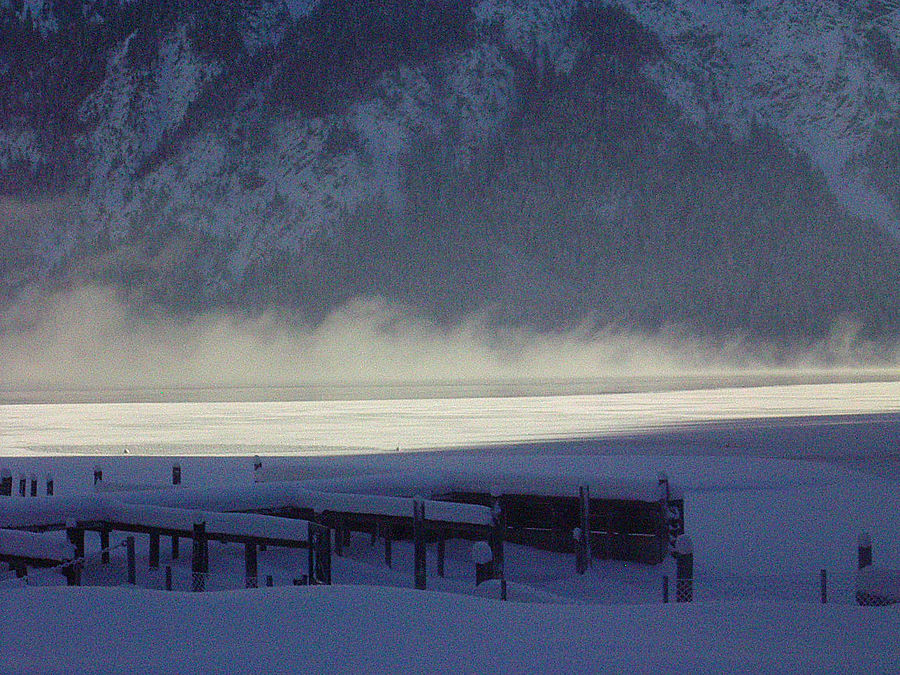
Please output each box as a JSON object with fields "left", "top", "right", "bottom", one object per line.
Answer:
{"left": 0, "top": 286, "right": 897, "bottom": 392}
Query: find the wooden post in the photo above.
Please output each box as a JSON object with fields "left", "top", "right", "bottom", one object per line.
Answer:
{"left": 820, "top": 569, "right": 827, "bottom": 604}
{"left": 489, "top": 493, "right": 505, "bottom": 582}
{"left": 45, "top": 474, "right": 53, "bottom": 496}
{"left": 62, "top": 523, "right": 82, "bottom": 586}
{"left": 858, "top": 532, "right": 873, "bottom": 569}
{"left": 192, "top": 521, "right": 207, "bottom": 592}
{"left": 657, "top": 473, "right": 670, "bottom": 562}
{"left": 437, "top": 535, "right": 445, "bottom": 577}
{"left": 413, "top": 500, "right": 427, "bottom": 590}
{"left": 126, "top": 536, "right": 136, "bottom": 584}
{"left": 334, "top": 518, "right": 344, "bottom": 557}
{"left": 245, "top": 543, "right": 258, "bottom": 588}
{"left": 165, "top": 566, "right": 173, "bottom": 591}
{"left": 0, "top": 468, "right": 11, "bottom": 496}
{"left": 149, "top": 533, "right": 160, "bottom": 569}
{"left": 100, "top": 529, "right": 110, "bottom": 564}
{"left": 675, "top": 535, "right": 693, "bottom": 602}
{"left": 172, "top": 463, "right": 181, "bottom": 486}
{"left": 171, "top": 536, "right": 179, "bottom": 560}
{"left": 18, "top": 475, "right": 26, "bottom": 497}
{"left": 579, "top": 485, "right": 592, "bottom": 570}
{"left": 29, "top": 474, "right": 37, "bottom": 497}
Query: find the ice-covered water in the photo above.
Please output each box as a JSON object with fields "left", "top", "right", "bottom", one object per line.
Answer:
{"left": 1, "top": 379, "right": 898, "bottom": 456}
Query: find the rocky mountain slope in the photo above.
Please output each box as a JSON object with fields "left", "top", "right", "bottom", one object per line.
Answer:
{"left": 1, "top": 0, "right": 899, "bottom": 341}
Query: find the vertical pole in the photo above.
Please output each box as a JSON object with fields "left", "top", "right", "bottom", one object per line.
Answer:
{"left": 675, "top": 535, "right": 693, "bottom": 603}
{"left": 126, "top": 536, "right": 136, "bottom": 584}
{"left": 29, "top": 474, "right": 37, "bottom": 497}
{"left": 100, "top": 529, "right": 110, "bottom": 564}
{"left": 334, "top": 518, "right": 344, "bottom": 557}
{"left": 320, "top": 526, "right": 331, "bottom": 585}
{"left": 308, "top": 526, "right": 316, "bottom": 585}
{"left": 663, "top": 575, "right": 670, "bottom": 603}
{"left": 245, "top": 543, "right": 258, "bottom": 589}
{"left": 18, "top": 475, "right": 26, "bottom": 497}
{"left": 149, "top": 532, "right": 160, "bottom": 569}
{"left": 657, "top": 473, "right": 670, "bottom": 562}
{"left": 413, "top": 500, "right": 426, "bottom": 590}
{"left": 172, "top": 463, "right": 181, "bottom": 486}
{"left": 192, "top": 521, "right": 207, "bottom": 592}
{"left": 437, "top": 535, "right": 445, "bottom": 577}
{"left": 165, "top": 566, "right": 173, "bottom": 591}
{"left": 171, "top": 536, "right": 179, "bottom": 560}
{"left": 0, "top": 468, "right": 11, "bottom": 496}
{"left": 490, "top": 492, "right": 505, "bottom": 583}
{"left": 63, "top": 523, "right": 83, "bottom": 586}
{"left": 45, "top": 474, "right": 53, "bottom": 496}
{"left": 858, "top": 533, "right": 873, "bottom": 569}
{"left": 820, "top": 569, "right": 827, "bottom": 604}
{"left": 580, "top": 485, "right": 591, "bottom": 569}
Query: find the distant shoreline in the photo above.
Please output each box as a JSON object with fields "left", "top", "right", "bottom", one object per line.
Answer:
{"left": 2, "top": 369, "right": 899, "bottom": 405}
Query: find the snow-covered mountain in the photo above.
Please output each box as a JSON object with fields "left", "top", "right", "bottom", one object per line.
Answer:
{"left": 1, "top": 0, "right": 899, "bottom": 339}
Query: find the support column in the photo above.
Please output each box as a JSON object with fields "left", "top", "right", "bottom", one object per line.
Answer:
{"left": 192, "top": 521, "right": 207, "bottom": 592}
{"left": 245, "top": 543, "right": 258, "bottom": 589}
{"left": 413, "top": 500, "right": 426, "bottom": 590}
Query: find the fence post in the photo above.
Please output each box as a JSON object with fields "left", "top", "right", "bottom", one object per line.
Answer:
{"left": 29, "top": 474, "right": 37, "bottom": 497}
{"left": 413, "top": 499, "right": 426, "bottom": 590}
{"left": 100, "top": 529, "right": 110, "bottom": 564}
{"left": 663, "top": 575, "right": 670, "bottom": 603}
{"left": 657, "top": 472, "right": 670, "bottom": 562}
{"left": 0, "top": 468, "right": 11, "bottom": 496}
{"left": 858, "top": 532, "right": 872, "bottom": 569}
{"left": 165, "top": 566, "right": 172, "bottom": 591}
{"left": 18, "top": 474, "right": 26, "bottom": 497}
{"left": 675, "top": 535, "right": 693, "bottom": 602}
{"left": 577, "top": 485, "right": 591, "bottom": 574}
{"left": 64, "top": 521, "right": 84, "bottom": 587}
{"left": 245, "top": 543, "right": 258, "bottom": 589}
{"left": 820, "top": 569, "right": 827, "bottom": 604}
{"left": 45, "top": 474, "right": 53, "bottom": 496}
{"left": 172, "top": 463, "right": 181, "bottom": 486}
{"left": 126, "top": 536, "right": 136, "bottom": 584}
{"left": 192, "top": 521, "right": 207, "bottom": 592}
{"left": 149, "top": 532, "right": 160, "bottom": 569}
{"left": 490, "top": 490, "right": 505, "bottom": 582}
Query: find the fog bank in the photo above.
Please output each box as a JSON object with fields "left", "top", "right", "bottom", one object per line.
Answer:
{"left": 0, "top": 286, "right": 897, "bottom": 391}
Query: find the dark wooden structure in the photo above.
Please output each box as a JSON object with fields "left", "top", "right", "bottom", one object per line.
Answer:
{"left": 433, "top": 488, "right": 684, "bottom": 565}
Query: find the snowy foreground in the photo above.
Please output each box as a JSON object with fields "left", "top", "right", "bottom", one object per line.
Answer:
{"left": 2, "top": 380, "right": 900, "bottom": 673}
{"left": 2, "top": 585, "right": 899, "bottom": 674}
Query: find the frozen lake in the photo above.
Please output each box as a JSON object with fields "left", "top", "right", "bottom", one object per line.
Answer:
{"left": 2, "top": 379, "right": 898, "bottom": 456}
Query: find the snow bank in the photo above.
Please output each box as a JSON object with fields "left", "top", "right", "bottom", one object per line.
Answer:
{"left": 0, "top": 529, "right": 74, "bottom": 562}
{"left": 1, "top": 585, "right": 898, "bottom": 674}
